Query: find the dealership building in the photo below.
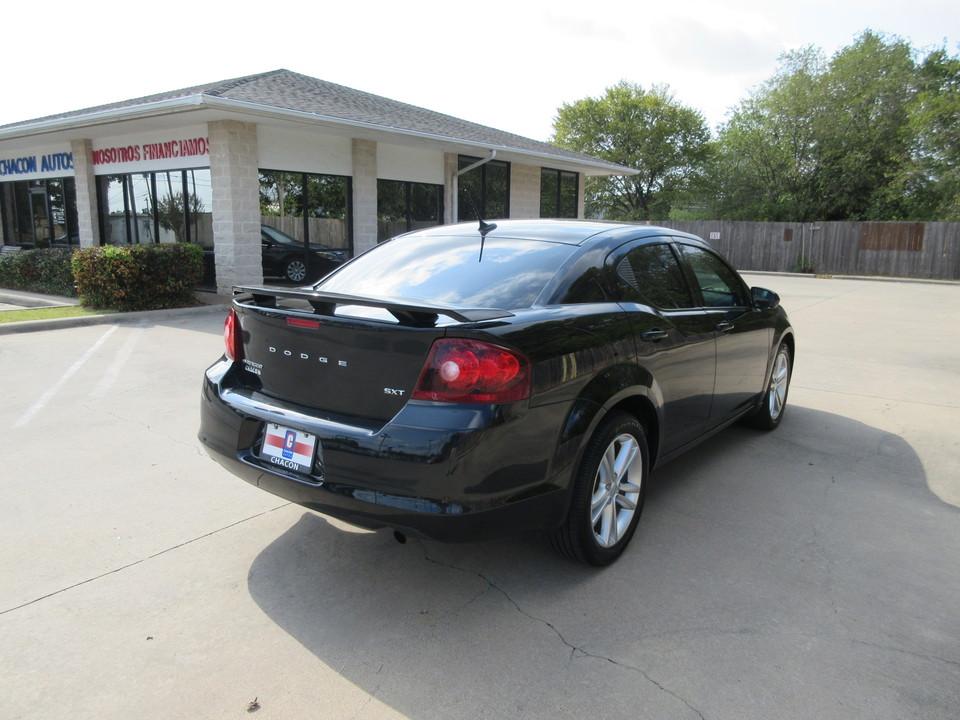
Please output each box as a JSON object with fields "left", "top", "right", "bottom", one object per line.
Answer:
{"left": 0, "top": 70, "right": 633, "bottom": 293}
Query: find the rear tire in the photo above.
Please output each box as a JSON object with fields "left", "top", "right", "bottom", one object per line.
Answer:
{"left": 284, "top": 259, "right": 308, "bottom": 283}
{"left": 549, "top": 411, "right": 647, "bottom": 566}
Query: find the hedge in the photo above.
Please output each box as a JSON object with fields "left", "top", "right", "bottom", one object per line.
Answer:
{"left": 72, "top": 243, "right": 204, "bottom": 311}
{"left": 0, "top": 248, "right": 77, "bottom": 297}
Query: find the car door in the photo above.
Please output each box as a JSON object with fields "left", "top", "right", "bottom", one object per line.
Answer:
{"left": 611, "top": 241, "right": 717, "bottom": 454}
{"left": 674, "top": 242, "right": 771, "bottom": 428}
{"left": 260, "top": 231, "right": 280, "bottom": 275}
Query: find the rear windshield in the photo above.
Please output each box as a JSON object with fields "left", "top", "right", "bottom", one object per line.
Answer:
{"left": 317, "top": 234, "right": 577, "bottom": 309}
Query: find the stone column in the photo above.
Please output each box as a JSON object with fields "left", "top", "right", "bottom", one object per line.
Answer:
{"left": 351, "top": 139, "right": 378, "bottom": 255}
{"left": 577, "top": 173, "right": 586, "bottom": 219}
{"left": 70, "top": 139, "right": 99, "bottom": 247}
{"left": 509, "top": 163, "right": 540, "bottom": 219}
{"left": 444, "top": 152, "right": 459, "bottom": 224}
{"left": 208, "top": 120, "right": 262, "bottom": 295}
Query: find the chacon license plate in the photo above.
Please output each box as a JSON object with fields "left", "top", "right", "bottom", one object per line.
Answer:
{"left": 260, "top": 423, "right": 318, "bottom": 475}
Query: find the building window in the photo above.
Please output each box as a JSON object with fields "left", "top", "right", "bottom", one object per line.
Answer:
{"left": 540, "top": 168, "right": 578, "bottom": 218}
{"left": 96, "top": 169, "right": 212, "bottom": 247}
{"left": 457, "top": 156, "right": 510, "bottom": 221}
{"left": 258, "top": 170, "right": 351, "bottom": 253}
{"left": 1, "top": 178, "right": 78, "bottom": 247}
{"left": 377, "top": 180, "right": 443, "bottom": 242}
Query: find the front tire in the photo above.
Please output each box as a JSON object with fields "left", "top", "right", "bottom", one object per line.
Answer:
{"left": 745, "top": 342, "right": 791, "bottom": 431}
{"left": 549, "top": 411, "right": 648, "bottom": 566}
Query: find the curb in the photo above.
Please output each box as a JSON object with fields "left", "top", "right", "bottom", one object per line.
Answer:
{"left": 0, "top": 303, "right": 228, "bottom": 336}
{"left": 741, "top": 271, "right": 960, "bottom": 286}
{"left": 0, "top": 290, "right": 80, "bottom": 308}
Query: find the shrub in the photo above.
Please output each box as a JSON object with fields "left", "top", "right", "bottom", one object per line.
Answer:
{"left": 0, "top": 249, "right": 77, "bottom": 297}
{"left": 72, "top": 243, "right": 204, "bottom": 311}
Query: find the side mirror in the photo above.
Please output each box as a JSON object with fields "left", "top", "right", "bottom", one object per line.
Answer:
{"left": 752, "top": 286, "right": 780, "bottom": 311}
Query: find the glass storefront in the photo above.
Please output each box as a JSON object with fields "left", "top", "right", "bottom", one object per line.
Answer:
{"left": 377, "top": 179, "right": 443, "bottom": 241}
{"left": 96, "top": 169, "right": 213, "bottom": 247}
{"left": 457, "top": 156, "right": 510, "bottom": 221}
{"left": 540, "top": 168, "right": 578, "bottom": 218}
{"left": 0, "top": 178, "right": 79, "bottom": 247}
{"left": 258, "top": 170, "right": 351, "bottom": 250}
{"left": 95, "top": 168, "right": 214, "bottom": 287}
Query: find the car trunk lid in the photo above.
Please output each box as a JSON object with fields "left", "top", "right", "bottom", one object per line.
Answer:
{"left": 231, "top": 287, "right": 513, "bottom": 422}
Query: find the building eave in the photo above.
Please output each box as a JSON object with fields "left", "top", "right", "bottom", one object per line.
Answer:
{"left": 0, "top": 95, "right": 637, "bottom": 177}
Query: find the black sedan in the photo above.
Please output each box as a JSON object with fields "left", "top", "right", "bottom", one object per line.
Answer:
{"left": 260, "top": 225, "right": 346, "bottom": 283}
{"left": 199, "top": 220, "right": 793, "bottom": 565}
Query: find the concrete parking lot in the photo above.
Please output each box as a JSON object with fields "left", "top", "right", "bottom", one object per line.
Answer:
{"left": 1, "top": 275, "right": 958, "bottom": 720}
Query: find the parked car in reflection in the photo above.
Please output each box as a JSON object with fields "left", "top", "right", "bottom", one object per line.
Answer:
{"left": 260, "top": 225, "right": 347, "bottom": 283}
{"left": 199, "top": 220, "right": 794, "bottom": 565}
{"left": 200, "top": 225, "right": 348, "bottom": 287}
{"left": 52, "top": 232, "right": 81, "bottom": 247}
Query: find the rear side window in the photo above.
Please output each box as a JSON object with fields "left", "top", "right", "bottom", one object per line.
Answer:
{"left": 318, "top": 234, "right": 577, "bottom": 310}
{"left": 616, "top": 244, "right": 694, "bottom": 309}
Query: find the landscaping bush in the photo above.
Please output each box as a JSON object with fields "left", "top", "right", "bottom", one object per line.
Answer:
{"left": 0, "top": 248, "right": 77, "bottom": 297}
{"left": 72, "top": 243, "right": 204, "bottom": 311}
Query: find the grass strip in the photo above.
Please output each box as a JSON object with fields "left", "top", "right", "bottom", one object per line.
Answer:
{"left": 0, "top": 306, "right": 114, "bottom": 323}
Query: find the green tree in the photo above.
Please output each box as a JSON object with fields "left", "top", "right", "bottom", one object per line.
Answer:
{"left": 707, "top": 47, "right": 827, "bottom": 221}
{"left": 815, "top": 31, "right": 916, "bottom": 219}
{"left": 903, "top": 48, "right": 960, "bottom": 219}
{"left": 153, "top": 192, "right": 204, "bottom": 243}
{"left": 552, "top": 82, "right": 712, "bottom": 220}
{"left": 709, "top": 30, "right": 960, "bottom": 222}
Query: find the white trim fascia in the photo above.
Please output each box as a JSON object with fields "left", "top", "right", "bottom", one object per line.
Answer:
{"left": 197, "top": 97, "right": 636, "bottom": 176}
{"left": 0, "top": 95, "right": 206, "bottom": 139}
{"left": 0, "top": 94, "right": 638, "bottom": 177}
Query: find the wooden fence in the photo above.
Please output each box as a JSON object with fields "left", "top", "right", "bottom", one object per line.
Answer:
{"left": 261, "top": 216, "right": 349, "bottom": 250}
{"left": 632, "top": 221, "right": 960, "bottom": 280}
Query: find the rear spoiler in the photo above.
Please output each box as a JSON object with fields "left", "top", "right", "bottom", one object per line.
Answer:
{"left": 233, "top": 286, "right": 514, "bottom": 326}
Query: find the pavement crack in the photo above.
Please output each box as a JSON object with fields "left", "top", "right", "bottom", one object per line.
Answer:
{"left": 850, "top": 639, "right": 960, "bottom": 668}
{"left": 792, "top": 385, "right": 958, "bottom": 410}
{"left": 414, "top": 544, "right": 707, "bottom": 720}
{"left": 0, "top": 503, "right": 290, "bottom": 616}
{"left": 413, "top": 543, "right": 578, "bottom": 656}
{"left": 92, "top": 406, "right": 200, "bottom": 451}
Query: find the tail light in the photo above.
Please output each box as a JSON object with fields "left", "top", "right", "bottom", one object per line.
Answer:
{"left": 224, "top": 308, "right": 244, "bottom": 362}
{"left": 412, "top": 339, "right": 530, "bottom": 403}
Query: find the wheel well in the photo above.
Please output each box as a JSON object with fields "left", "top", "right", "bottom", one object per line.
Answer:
{"left": 780, "top": 332, "right": 796, "bottom": 370}
{"left": 609, "top": 395, "right": 660, "bottom": 467}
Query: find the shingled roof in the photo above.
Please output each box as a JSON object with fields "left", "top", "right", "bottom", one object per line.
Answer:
{"left": 0, "top": 69, "right": 633, "bottom": 174}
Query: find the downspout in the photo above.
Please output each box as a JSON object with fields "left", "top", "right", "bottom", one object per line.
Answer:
{"left": 452, "top": 150, "right": 497, "bottom": 222}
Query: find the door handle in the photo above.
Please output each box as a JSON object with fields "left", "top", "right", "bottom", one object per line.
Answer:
{"left": 716, "top": 321, "right": 734, "bottom": 333}
{"left": 641, "top": 329, "right": 669, "bottom": 341}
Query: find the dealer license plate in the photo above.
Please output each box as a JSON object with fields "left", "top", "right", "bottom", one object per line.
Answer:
{"left": 260, "top": 423, "right": 318, "bottom": 475}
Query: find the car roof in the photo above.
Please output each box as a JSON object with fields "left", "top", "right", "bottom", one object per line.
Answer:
{"left": 405, "top": 219, "right": 703, "bottom": 247}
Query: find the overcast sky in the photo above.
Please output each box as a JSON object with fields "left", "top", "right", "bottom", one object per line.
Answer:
{"left": 3, "top": 0, "right": 956, "bottom": 141}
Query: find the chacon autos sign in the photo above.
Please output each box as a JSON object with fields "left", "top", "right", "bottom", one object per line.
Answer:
{"left": 0, "top": 153, "right": 74, "bottom": 176}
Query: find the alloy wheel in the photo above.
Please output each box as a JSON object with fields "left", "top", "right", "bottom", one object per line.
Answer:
{"left": 768, "top": 348, "right": 790, "bottom": 421}
{"left": 590, "top": 433, "right": 643, "bottom": 548}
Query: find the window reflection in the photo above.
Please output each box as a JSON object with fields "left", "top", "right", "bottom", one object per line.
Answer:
{"left": 377, "top": 179, "right": 443, "bottom": 241}
{"left": 0, "top": 178, "right": 79, "bottom": 247}
{"left": 541, "top": 168, "right": 578, "bottom": 218}
{"left": 457, "top": 156, "right": 510, "bottom": 221}
{"left": 95, "top": 169, "right": 212, "bottom": 248}
{"left": 259, "top": 170, "right": 350, "bottom": 250}
{"left": 618, "top": 244, "right": 694, "bottom": 308}
{"left": 320, "top": 234, "right": 574, "bottom": 310}
{"left": 677, "top": 244, "right": 747, "bottom": 307}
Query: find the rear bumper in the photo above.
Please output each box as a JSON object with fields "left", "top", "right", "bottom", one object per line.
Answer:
{"left": 198, "top": 360, "right": 571, "bottom": 542}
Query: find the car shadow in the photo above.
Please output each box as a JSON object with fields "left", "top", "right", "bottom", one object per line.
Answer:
{"left": 245, "top": 404, "right": 960, "bottom": 719}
